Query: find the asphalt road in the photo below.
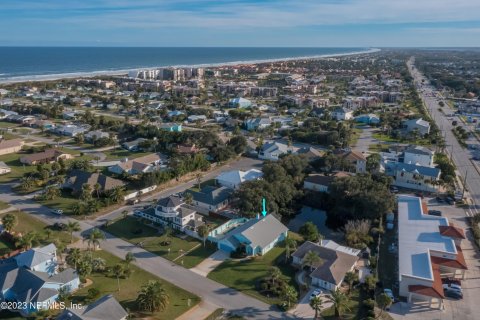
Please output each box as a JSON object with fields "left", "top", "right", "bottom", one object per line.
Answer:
{"left": 0, "top": 157, "right": 295, "bottom": 319}
{"left": 408, "top": 58, "right": 480, "bottom": 213}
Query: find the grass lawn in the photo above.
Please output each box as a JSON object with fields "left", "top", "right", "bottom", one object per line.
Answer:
{"left": 321, "top": 288, "right": 360, "bottom": 320}
{"left": 0, "top": 121, "right": 18, "bottom": 129}
{"left": 207, "top": 246, "right": 296, "bottom": 305}
{"left": 36, "top": 189, "right": 79, "bottom": 215}
{"left": 72, "top": 250, "right": 200, "bottom": 320}
{"left": 0, "top": 201, "right": 11, "bottom": 211}
{"left": 0, "top": 152, "right": 39, "bottom": 183}
{"left": 349, "top": 127, "right": 363, "bottom": 146}
{"left": 102, "top": 149, "right": 151, "bottom": 161}
{"left": 372, "top": 132, "right": 432, "bottom": 146}
{"left": 0, "top": 210, "right": 72, "bottom": 251}
{"left": 106, "top": 216, "right": 212, "bottom": 267}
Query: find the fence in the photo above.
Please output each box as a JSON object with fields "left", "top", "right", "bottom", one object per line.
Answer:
{"left": 124, "top": 185, "right": 157, "bottom": 201}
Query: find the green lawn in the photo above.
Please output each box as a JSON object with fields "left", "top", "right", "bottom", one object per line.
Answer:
{"left": 0, "top": 121, "right": 18, "bottom": 129}
{"left": 0, "top": 201, "right": 10, "bottom": 211}
{"left": 321, "top": 288, "right": 361, "bottom": 320}
{"left": 72, "top": 250, "right": 200, "bottom": 320}
{"left": 0, "top": 210, "right": 73, "bottom": 254}
{"left": 0, "top": 152, "right": 38, "bottom": 183}
{"left": 102, "top": 149, "right": 151, "bottom": 161}
{"left": 349, "top": 127, "right": 363, "bottom": 146}
{"left": 36, "top": 190, "right": 79, "bottom": 215}
{"left": 372, "top": 132, "right": 432, "bottom": 146}
{"left": 207, "top": 246, "right": 296, "bottom": 305}
{"left": 105, "top": 216, "right": 213, "bottom": 267}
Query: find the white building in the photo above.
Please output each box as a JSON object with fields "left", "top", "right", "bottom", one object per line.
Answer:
{"left": 404, "top": 118, "right": 431, "bottom": 136}
{"left": 403, "top": 145, "right": 434, "bottom": 167}
{"left": 331, "top": 107, "right": 354, "bottom": 121}
{"left": 216, "top": 169, "right": 263, "bottom": 190}
{"left": 398, "top": 195, "right": 467, "bottom": 309}
{"left": 258, "top": 141, "right": 297, "bottom": 161}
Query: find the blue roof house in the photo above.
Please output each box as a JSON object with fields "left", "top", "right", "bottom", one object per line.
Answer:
{"left": 356, "top": 114, "right": 380, "bottom": 124}
{"left": 217, "top": 214, "right": 288, "bottom": 256}
{"left": 229, "top": 97, "right": 252, "bottom": 109}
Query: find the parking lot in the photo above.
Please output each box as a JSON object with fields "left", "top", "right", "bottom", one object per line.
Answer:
{"left": 389, "top": 197, "right": 480, "bottom": 320}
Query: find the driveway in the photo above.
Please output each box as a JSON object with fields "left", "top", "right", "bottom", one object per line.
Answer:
{"left": 353, "top": 125, "right": 376, "bottom": 154}
{"left": 289, "top": 288, "right": 332, "bottom": 320}
{"left": 190, "top": 250, "right": 229, "bottom": 277}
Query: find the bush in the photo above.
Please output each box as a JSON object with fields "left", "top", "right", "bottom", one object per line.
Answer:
{"left": 86, "top": 288, "right": 100, "bottom": 302}
{"left": 363, "top": 298, "right": 375, "bottom": 309}
{"left": 367, "top": 310, "right": 376, "bottom": 318}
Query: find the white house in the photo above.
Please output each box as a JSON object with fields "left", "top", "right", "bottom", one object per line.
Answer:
{"left": 397, "top": 195, "right": 467, "bottom": 309}
{"left": 292, "top": 241, "right": 359, "bottom": 291}
{"left": 0, "top": 161, "right": 11, "bottom": 175}
{"left": 259, "top": 141, "right": 297, "bottom": 161}
{"left": 403, "top": 145, "right": 434, "bottom": 167}
{"left": 331, "top": 107, "right": 354, "bottom": 121}
{"left": 404, "top": 118, "right": 431, "bottom": 136}
{"left": 386, "top": 162, "right": 441, "bottom": 192}
{"left": 108, "top": 153, "right": 166, "bottom": 175}
{"left": 216, "top": 169, "right": 263, "bottom": 189}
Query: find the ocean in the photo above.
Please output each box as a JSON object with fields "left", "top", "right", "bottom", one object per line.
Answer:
{"left": 0, "top": 47, "right": 374, "bottom": 83}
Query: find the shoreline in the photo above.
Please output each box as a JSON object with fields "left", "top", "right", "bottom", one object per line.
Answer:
{"left": 0, "top": 48, "right": 380, "bottom": 85}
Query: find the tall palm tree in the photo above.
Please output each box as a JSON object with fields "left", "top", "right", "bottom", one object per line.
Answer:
{"left": 309, "top": 296, "right": 323, "bottom": 320}
{"left": 66, "top": 221, "right": 81, "bottom": 243}
{"left": 93, "top": 183, "right": 101, "bottom": 199}
{"left": 268, "top": 266, "right": 282, "bottom": 286}
{"left": 71, "top": 202, "right": 85, "bottom": 216}
{"left": 1, "top": 213, "right": 17, "bottom": 233}
{"left": 16, "top": 231, "right": 38, "bottom": 250}
{"left": 302, "top": 250, "right": 322, "bottom": 271}
{"left": 81, "top": 183, "right": 93, "bottom": 202}
{"left": 66, "top": 248, "right": 82, "bottom": 269}
{"left": 196, "top": 225, "right": 209, "bottom": 247}
{"left": 282, "top": 285, "right": 298, "bottom": 310}
{"left": 109, "top": 187, "right": 125, "bottom": 204}
{"left": 113, "top": 263, "right": 125, "bottom": 292}
{"left": 326, "top": 288, "right": 350, "bottom": 319}
{"left": 136, "top": 280, "right": 170, "bottom": 313}
{"left": 284, "top": 236, "right": 297, "bottom": 261}
{"left": 125, "top": 252, "right": 136, "bottom": 266}
{"left": 84, "top": 228, "right": 106, "bottom": 251}
{"left": 344, "top": 271, "right": 358, "bottom": 295}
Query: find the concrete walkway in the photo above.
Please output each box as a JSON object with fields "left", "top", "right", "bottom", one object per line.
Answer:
{"left": 190, "top": 250, "right": 229, "bottom": 277}
{"left": 175, "top": 301, "right": 219, "bottom": 320}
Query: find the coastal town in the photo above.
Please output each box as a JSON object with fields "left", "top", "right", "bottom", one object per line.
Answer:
{"left": 0, "top": 48, "right": 480, "bottom": 320}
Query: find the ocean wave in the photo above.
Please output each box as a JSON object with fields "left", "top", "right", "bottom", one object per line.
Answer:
{"left": 0, "top": 48, "right": 380, "bottom": 84}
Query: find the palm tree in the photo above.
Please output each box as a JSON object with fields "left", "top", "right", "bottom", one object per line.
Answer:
{"left": 84, "top": 228, "right": 106, "bottom": 251}
{"left": 302, "top": 250, "right": 322, "bottom": 271}
{"left": 44, "top": 186, "right": 61, "bottom": 200}
{"left": 93, "top": 183, "right": 101, "bottom": 199}
{"left": 184, "top": 192, "right": 193, "bottom": 206}
{"left": 66, "top": 248, "right": 82, "bottom": 269}
{"left": 376, "top": 292, "right": 392, "bottom": 318}
{"left": 136, "top": 280, "right": 170, "bottom": 313}
{"left": 20, "top": 176, "right": 34, "bottom": 191}
{"left": 71, "top": 202, "right": 84, "bottom": 216}
{"left": 284, "top": 235, "right": 297, "bottom": 261}
{"left": 197, "top": 225, "right": 209, "bottom": 247}
{"left": 54, "top": 239, "right": 66, "bottom": 265}
{"left": 81, "top": 183, "right": 93, "bottom": 202}
{"left": 16, "top": 231, "right": 38, "bottom": 250}
{"left": 112, "top": 263, "right": 125, "bottom": 291}
{"left": 268, "top": 266, "right": 282, "bottom": 286}
{"left": 344, "top": 271, "right": 358, "bottom": 295}
{"left": 44, "top": 228, "right": 52, "bottom": 239}
{"left": 66, "top": 221, "right": 81, "bottom": 243}
{"left": 309, "top": 296, "right": 323, "bottom": 320}
{"left": 108, "top": 187, "right": 125, "bottom": 204}
{"left": 125, "top": 252, "right": 136, "bottom": 266}
{"left": 326, "top": 288, "right": 350, "bottom": 319}
{"left": 1, "top": 213, "right": 17, "bottom": 233}
{"left": 282, "top": 284, "right": 298, "bottom": 310}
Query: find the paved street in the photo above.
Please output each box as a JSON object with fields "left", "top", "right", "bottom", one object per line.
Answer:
{"left": 408, "top": 58, "right": 480, "bottom": 213}
{"left": 0, "top": 156, "right": 296, "bottom": 319}
{"left": 354, "top": 125, "right": 377, "bottom": 154}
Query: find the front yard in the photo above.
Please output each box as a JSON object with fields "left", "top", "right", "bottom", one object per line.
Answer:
{"left": 105, "top": 216, "right": 216, "bottom": 268}
{"left": 102, "top": 149, "right": 152, "bottom": 161}
{"left": 0, "top": 152, "right": 38, "bottom": 183}
{"left": 71, "top": 250, "right": 200, "bottom": 320}
{"left": 207, "top": 246, "right": 296, "bottom": 305}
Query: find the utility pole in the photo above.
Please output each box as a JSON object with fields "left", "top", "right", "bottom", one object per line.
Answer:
{"left": 462, "top": 168, "right": 468, "bottom": 200}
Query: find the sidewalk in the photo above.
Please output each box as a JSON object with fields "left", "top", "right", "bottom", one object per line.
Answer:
{"left": 176, "top": 300, "right": 219, "bottom": 320}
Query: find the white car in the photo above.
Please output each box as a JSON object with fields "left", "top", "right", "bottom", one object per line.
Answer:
{"left": 52, "top": 209, "right": 63, "bottom": 215}
{"left": 310, "top": 289, "right": 322, "bottom": 300}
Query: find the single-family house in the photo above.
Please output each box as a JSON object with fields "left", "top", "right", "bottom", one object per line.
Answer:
{"left": 64, "top": 170, "right": 125, "bottom": 195}
{"left": 0, "top": 161, "right": 11, "bottom": 175}
{"left": 20, "top": 149, "right": 74, "bottom": 165}
{"left": 108, "top": 153, "right": 167, "bottom": 175}
{"left": 14, "top": 244, "right": 58, "bottom": 275}
{"left": 0, "top": 138, "right": 24, "bottom": 155}
{"left": 258, "top": 141, "right": 297, "bottom": 161}
{"left": 386, "top": 162, "right": 441, "bottom": 192}
{"left": 185, "top": 185, "right": 233, "bottom": 213}
{"left": 187, "top": 115, "right": 207, "bottom": 123}
{"left": 404, "top": 118, "right": 431, "bottom": 136}
{"left": 229, "top": 97, "right": 252, "bottom": 108}
{"left": 167, "top": 110, "right": 185, "bottom": 118}
{"left": 356, "top": 114, "right": 380, "bottom": 125}
{"left": 57, "top": 295, "right": 128, "bottom": 320}
{"left": 217, "top": 214, "right": 288, "bottom": 256}
{"left": 158, "top": 123, "right": 182, "bottom": 132}
{"left": 403, "top": 145, "right": 434, "bottom": 167}
{"left": 339, "top": 150, "right": 367, "bottom": 173}
{"left": 331, "top": 107, "right": 354, "bottom": 121}
{"left": 55, "top": 124, "right": 88, "bottom": 137}
{"left": 297, "top": 147, "right": 323, "bottom": 162}
{"left": 216, "top": 169, "right": 263, "bottom": 190}
{"left": 292, "top": 241, "right": 359, "bottom": 291}
{"left": 397, "top": 196, "right": 467, "bottom": 309}
{"left": 122, "top": 138, "right": 146, "bottom": 151}
{"left": 244, "top": 118, "right": 272, "bottom": 131}
{"left": 176, "top": 144, "right": 199, "bottom": 154}
{"left": 133, "top": 196, "right": 205, "bottom": 233}
{"left": 303, "top": 172, "right": 351, "bottom": 193}
{"left": 84, "top": 130, "right": 110, "bottom": 142}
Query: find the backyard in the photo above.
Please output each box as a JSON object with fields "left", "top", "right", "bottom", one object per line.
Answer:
{"left": 71, "top": 250, "right": 200, "bottom": 320}
{"left": 207, "top": 246, "right": 296, "bottom": 305}
{"left": 102, "top": 149, "right": 152, "bottom": 161}
{"left": 105, "top": 216, "right": 216, "bottom": 268}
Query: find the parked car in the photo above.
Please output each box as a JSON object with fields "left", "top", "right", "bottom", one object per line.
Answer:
{"left": 443, "top": 283, "right": 462, "bottom": 292}
{"left": 310, "top": 289, "right": 322, "bottom": 300}
{"left": 436, "top": 196, "right": 445, "bottom": 203}
{"left": 51, "top": 209, "right": 63, "bottom": 215}
{"left": 428, "top": 210, "right": 442, "bottom": 216}
{"left": 446, "top": 197, "right": 455, "bottom": 205}
{"left": 390, "top": 186, "right": 399, "bottom": 193}
{"left": 52, "top": 222, "right": 67, "bottom": 231}
{"left": 127, "top": 199, "right": 139, "bottom": 205}
{"left": 444, "top": 289, "right": 463, "bottom": 300}
{"left": 384, "top": 289, "right": 395, "bottom": 301}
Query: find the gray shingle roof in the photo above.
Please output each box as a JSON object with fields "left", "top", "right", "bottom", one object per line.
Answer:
{"left": 157, "top": 195, "right": 183, "bottom": 208}
{"left": 57, "top": 295, "right": 128, "bottom": 320}
{"left": 186, "top": 186, "right": 233, "bottom": 206}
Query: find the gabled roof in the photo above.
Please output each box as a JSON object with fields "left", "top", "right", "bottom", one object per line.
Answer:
{"left": 14, "top": 243, "right": 56, "bottom": 269}
{"left": 57, "top": 295, "right": 128, "bottom": 320}
{"left": 343, "top": 150, "right": 366, "bottom": 161}
{"left": 216, "top": 169, "right": 263, "bottom": 185}
{"left": 186, "top": 186, "right": 233, "bottom": 206}
{"left": 404, "top": 145, "right": 434, "bottom": 156}
{"left": 439, "top": 225, "right": 466, "bottom": 239}
{"left": 394, "top": 162, "right": 441, "bottom": 178}
{"left": 157, "top": 195, "right": 183, "bottom": 208}
{"left": 238, "top": 215, "right": 288, "bottom": 249}
{"left": 20, "top": 149, "right": 68, "bottom": 163}
{"left": 0, "top": 138, "right": 23, "bottom": 150}
{"left": 66, "top": 170, "right": 125, "bottom": 193}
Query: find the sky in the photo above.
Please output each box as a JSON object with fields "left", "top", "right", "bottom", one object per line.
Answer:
{"left": 1, "top": 0, "right": 480, "bottom": 47}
